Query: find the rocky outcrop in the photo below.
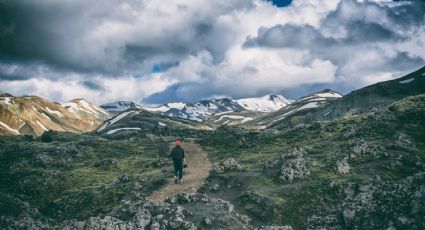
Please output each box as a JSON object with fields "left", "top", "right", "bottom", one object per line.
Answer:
{"left": 280, "top": 148, "right": 310, "bottom": 182}
{"left": 212, "top": 158, "right": 241, "bottom": 174}
{"left": 336, "top": 158, "right": 350, "bottom": 174}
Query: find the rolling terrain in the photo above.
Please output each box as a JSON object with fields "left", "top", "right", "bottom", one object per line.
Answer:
{"left": 0, "top": 67, "right": 424, "bottom": 229}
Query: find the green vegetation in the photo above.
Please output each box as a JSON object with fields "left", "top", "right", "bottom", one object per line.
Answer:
{"left": 0, "top": 132, "right": 170, "bottom": 221}
{"left": 198, "top": 94, "right": 425, "bottom": 228}
{"left": 0, "top": 94, "right": 424, "bottom": 229}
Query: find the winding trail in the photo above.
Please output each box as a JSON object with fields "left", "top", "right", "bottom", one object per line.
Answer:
{"left": 148, "top": 141, "right": 211, "bottom": 202}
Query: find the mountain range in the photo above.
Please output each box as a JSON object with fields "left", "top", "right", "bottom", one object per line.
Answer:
{"left": 1, "top": 66, "right": 425, "bottom": 229}
{"left": 100, "top": 94, "right": 293, "bottom": 122}
{"left": 0, "top": 94, "right": 110, "bottom": 136}
{"left": 2, "top": 65, "right": 424, "bottom": 137}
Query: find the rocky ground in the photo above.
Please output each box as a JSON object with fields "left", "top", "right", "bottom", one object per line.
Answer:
{"left": 1, "top": 94, "right": 425, "bottom": 229}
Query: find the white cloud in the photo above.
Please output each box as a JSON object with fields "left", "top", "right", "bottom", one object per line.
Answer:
{"left": 0, "top": 73, "right": 175, "bottom": 105}
{"left": 0, "top": 0, "right": 424, "bottom": 104}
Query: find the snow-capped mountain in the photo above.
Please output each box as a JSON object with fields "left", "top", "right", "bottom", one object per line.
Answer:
{"left": 144, "top": 94, "right": 292, "bottom": 122}
{"left": 236, "top": 94, "right": 292, "bottom": 112}
{"left": 96, "top": 108, "right": 211, "bottom": 135}
{"left": 100, "top": 101, "right": 141, "bottom": 114}
{"left": 145, "top": 98, "right": 244, "bottom": 122}
{"left": 0, "top": 94, "right": 110, "bottom": 136}
{"left": 244, "top": 89, "right": 342, "bottom": 129}
{"left": 63, "top": 98, "right": 110, "bottom": 120}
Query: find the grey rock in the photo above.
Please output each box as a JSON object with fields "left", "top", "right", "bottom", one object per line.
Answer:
{"left": 336, "top": 158, "right": 350, "bottom": 174}
{"left": 255, "top": 226, "right": 293, "bottom": 230}
{"left": 280, "top": 148, "right": 310, "bottom": 182}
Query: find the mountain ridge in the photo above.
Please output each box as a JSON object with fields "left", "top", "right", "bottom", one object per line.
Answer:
{"left": 0, "top": 94, "right": 111, "bottom": 136}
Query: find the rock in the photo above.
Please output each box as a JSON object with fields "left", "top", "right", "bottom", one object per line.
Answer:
{"left": 223, "top": 158, "right": 241, "bottom": 170}
{"left": 255, "top": 226, "right": 293, "bottom": 230}
{"left": 395, "top": 132, "right": 414, "bottom": 149}
{"left": 210, "top": 184, "right": 220, "bottom": 192}
{"left": 94, "top": 159, "right": 117, "bottom": 169}
{"left": 280, "top": 148, "right": 309, "bottom": 183}
{"left": 204, "top": 217, "right": 213, "bottom": 225}
{"left": 150, "top": 221, "right": 160, "bottom": 230}
{"left": 84, "top": 216, "right": 127, "bottom": 230}
{"left": 134, "top": 208, "right": 151, "bottom": 229}
{"left": 168, "top": 216, "right": 183, "bottom": 229}
{"left": 343, "top": 209, "right": 356, "bottom": 222}
{"left": 352, "top": 140, "right": 369, "bottom": 156}
{"left": 118, "top": 174, "right": 130, "bottom": 183}
{"left": 336, "top": 158, "right": 350, "bottom": 174}
{"left": 212, "top": 158, "right": 241, "bottom": 174}
{"left": 212, "top": 163, "right": 225, "bottom": 174}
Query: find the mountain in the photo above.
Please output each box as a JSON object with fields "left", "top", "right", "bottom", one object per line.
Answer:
{"left": 1, "top": 68, "right": 425, "bottom": 230}
{"left": 145, "top": 98, "right": 245, "bottom": 122}
{"left": 96, "top": 108, "right": 212, "bottom": 135}
{"left": 205, "top": 110, "right": 266, "bottom": 127}
{"left": 244, "top": 89, "right": 342, "bottom": 129}
{"left": 100, "top": 101, "right": 141, "bottom": 114}
{"left": 309, "top": 66, "right": 425, "bottom": 120}
{"left": 145, "top": 94, "right": 292, "bottom": 122}
{"left": 62, "top": 98, "right": 110, "bottom": 120}
{"left": 236, "top": 94, "right": 292, "bottom": 112}
{"left": 0, "top": 94, "right": 110, "bottom": 136}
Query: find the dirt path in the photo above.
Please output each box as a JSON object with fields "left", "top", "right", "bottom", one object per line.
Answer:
{"left": 148, "top": 141, "right": 211, "bottom": 202}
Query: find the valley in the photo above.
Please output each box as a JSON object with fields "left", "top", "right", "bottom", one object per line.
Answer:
{"left": 1, "top": 67, "right": 425, "bottom": 229}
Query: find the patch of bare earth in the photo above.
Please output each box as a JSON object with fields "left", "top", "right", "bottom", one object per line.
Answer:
{"left": 148, "top": 141, "right": 211, "bottom": 202}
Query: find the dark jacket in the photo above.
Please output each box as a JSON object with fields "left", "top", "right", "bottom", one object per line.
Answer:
{"left": 170, "top": 146, "right": 185, "bottom": 162}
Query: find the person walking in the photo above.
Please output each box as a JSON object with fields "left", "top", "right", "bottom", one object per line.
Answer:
{"left": 170, "top": 140, "right": 186, "bottom": 184}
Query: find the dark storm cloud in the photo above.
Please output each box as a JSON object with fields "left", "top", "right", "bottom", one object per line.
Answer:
{"left": 0, "top": 0, "right": 255, "bottom": 78}
{"left": 80, "top": 80, "right": 104, "bottom": 91}
{"left": 1, "top": 0, "right": 424, "bottom": 104}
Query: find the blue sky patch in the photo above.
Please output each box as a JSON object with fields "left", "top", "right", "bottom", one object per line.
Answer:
{"left": 267, "top": 0, "right": 292, "bottom": 7}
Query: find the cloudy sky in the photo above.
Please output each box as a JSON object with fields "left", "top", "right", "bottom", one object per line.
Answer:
{"left": 0, "top": 0, "right": 424, "bottom": 105}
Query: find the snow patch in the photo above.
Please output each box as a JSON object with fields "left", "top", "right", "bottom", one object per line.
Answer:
{"left": 0, "top": 121, "right": 20, "bottom": 134}
{"left": 42, "top": 113, "right": 52, "bottom": 121}
{"left": 98, "top": 110, "right": 136, "bottom": 132}
{"left": 158, "top": 122, "right": 167, "bottom": 127}
{"left": 167, "top": 102, "right": 186, "bottom": 110}
{"left": 215, "top": 115, "right": 246, "bottom": 122}
{"left": 107, "top": 127, "right": 142, "bottom": 135}
{"left": 236, "top": 94, "right": 291, "bottom": 112}
{"left": 297, "top": 102, "right": 320, "bottom": 110}
{"left": 145, "top": 105, "right": 169, "bottom": 112}
{"left": 45, "top": 107, "right": 64, "bottom": 117}
{"left": 1, "top": 97, "right": 12, "bottom": 106}
{"left": 79, "top": 99, "right": 109, "bottom": 116}
{"left": 241, "top": 117, "right": 254, "bottom": 123}
{"left": 314, "top": 92, "right": 342, "bottom": 98}
{"left": 36, "top": 120, "right": 48, "bottom": 131}
{"left": 399, "top": 78, "right": 415, "bottom": 84}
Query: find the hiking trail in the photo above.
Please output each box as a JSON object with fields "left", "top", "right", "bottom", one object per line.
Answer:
{"left": 148, "top": 141, "right": 211, "bottom": 202}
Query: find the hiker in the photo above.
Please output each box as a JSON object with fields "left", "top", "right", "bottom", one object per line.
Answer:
{"left": 170, "top": 140, "right": 186, "bottom": 184}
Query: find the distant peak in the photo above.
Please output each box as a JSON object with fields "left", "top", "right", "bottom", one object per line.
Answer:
{"left": 0, "top": 93, "right": 13, "bottom": 97}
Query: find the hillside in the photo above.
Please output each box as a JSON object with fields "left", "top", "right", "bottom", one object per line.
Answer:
{"left": 244, "top": 89, "right": 342, "bottom": 129}
{"left": 1, "top": 67, "right": 425, "bottom": 229}
{"left": 308, "top": 66, "right": 425, "bottom": 121}
{"left": 96, "top": 108, "right": 213, "bottom": 136}
{"left": 0, "top": 94, "right": 110, "bottom": 136}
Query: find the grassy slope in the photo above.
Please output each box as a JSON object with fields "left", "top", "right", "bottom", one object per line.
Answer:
{"left": 0, "top": 132, "right": 170, "bottom": 222}
{"left": 0, "top": 94, "right": 424, "bottom": 228}
{"left": 198, "top": 94, "right": 425, "bottom": 229}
